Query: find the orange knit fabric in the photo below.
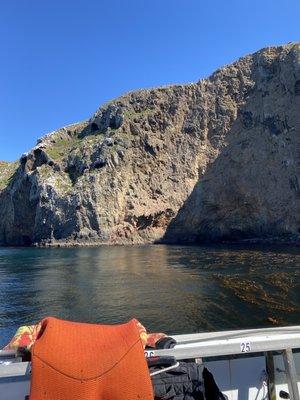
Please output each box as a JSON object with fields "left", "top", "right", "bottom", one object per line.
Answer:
{"left": 29, "top": 317, "right": 154, "bottom": 400}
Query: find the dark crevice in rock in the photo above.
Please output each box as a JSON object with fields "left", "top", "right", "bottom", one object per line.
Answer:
{"left": 65, "top": 165, "right": 79, "bottom": 185}
{"left": 262, "top": 116, "right": 282, "bottom": 135}
{"left": 21, "top": 235, "right": 33, "bottom": 246}
{"left": 91, "top": 122, "right": 99, "bottom": 132}
{"left": 144, "top": 143, "right": 156, "bottom": 156}
{"left": 136, "top": 215, "right": 154, "bottom": 230}
{"left": 289, "top": 175, "right": 300, "bottom": 196}
{"left": 92, "top": 160, "right": 107, "bottom": 169}
{"left": 126, "top": 209, "right": 175, "bottom": 231}
{"left": 32, "top": 149, "right": 51, "bottom": 169}
{"left": 295, "top": 80, "right": 300, "bottom": 95}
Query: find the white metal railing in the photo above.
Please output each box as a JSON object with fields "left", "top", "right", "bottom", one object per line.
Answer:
{"left": 1, "top": 326, "right": 300, "bottom": 399}
{"left": 145, "top": 326, "right": 300, "bottom": 359}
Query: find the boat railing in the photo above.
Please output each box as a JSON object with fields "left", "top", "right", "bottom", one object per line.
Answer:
{"left": 144, "top": 326, "right": 300, "bottom": 400}
{"left": 1, "top": 326, "right": 300, "bottom": 399}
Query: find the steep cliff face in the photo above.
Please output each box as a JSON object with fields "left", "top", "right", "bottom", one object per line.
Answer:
{"left": 0, "top": 43, "right": 299, "bottom": 246}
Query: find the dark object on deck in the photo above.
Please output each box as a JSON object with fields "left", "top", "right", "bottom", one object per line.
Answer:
{"left": 150, "top": 359, "right": 228, "bottom": 400}
{"left": 203, "top": 367, "right": 228, "bottom": 400}
{"left": 279, "top": 390, "right": 290, "bottom": 399}
{"left": 150, "top": 361, "right": 204, "bottom": 399}
{"left": 155, "top": 336, "right": 177, "bottom": 349}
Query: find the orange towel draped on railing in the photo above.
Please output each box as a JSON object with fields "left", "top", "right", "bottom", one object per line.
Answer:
{"left": 29, "top": 317, "right": 154, "bottom": 400}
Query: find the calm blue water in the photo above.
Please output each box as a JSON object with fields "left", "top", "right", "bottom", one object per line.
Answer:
{"left": 0, "top": 244, "right": 299, "bottom": 347}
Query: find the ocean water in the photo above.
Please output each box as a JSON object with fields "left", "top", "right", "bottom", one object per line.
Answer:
{"left": 0, "top": 244, "right": 299, "bottom": 347}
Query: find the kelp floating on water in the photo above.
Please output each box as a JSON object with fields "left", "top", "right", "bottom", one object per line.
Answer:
{"left": 216, "top": 273, "right": 300, "bottom": 314}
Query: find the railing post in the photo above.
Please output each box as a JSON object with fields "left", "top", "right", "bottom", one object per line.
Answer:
{"left": 283, "top": 348, "right": 300, "bottom": 400}
{"left": 265, "top": 351, "right": 276, "bottom": 400}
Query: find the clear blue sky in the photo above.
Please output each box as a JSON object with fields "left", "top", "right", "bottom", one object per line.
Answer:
{"left": 1, "top": 0, "right": 299, "bottom": 161}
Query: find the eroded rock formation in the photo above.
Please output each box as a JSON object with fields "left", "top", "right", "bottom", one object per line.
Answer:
{"left": 0, "top": 43, "right": 299, "bottom": 246}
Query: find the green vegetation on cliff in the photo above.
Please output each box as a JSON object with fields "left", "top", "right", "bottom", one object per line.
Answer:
{"left": 0, "top": 161, "right": 18, "bottom": 191}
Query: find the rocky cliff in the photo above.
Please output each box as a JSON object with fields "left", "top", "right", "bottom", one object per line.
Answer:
{"left": 0, "top": 43, "right": 299, "bottom": 246}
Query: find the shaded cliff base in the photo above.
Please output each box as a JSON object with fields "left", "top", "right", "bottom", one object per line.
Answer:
{"left": 20, "top": 233, "right": 300, "bottom": 248}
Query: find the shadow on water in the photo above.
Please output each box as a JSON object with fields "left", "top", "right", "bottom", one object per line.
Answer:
{"left": 0, "top": 244, "right": 299, "bottom": 346}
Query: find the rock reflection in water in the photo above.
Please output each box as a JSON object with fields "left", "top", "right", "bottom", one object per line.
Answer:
{"left": 0, "top": 244, "right": 299, "bottom": 347}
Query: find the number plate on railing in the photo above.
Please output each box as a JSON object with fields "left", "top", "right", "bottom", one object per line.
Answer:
{"left": 240, "top": 342, "right": 251, "bottom": 353}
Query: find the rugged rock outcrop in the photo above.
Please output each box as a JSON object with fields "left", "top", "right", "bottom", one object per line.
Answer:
{"left": 0, "top": 43, "right": 299, "bottom": 246}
